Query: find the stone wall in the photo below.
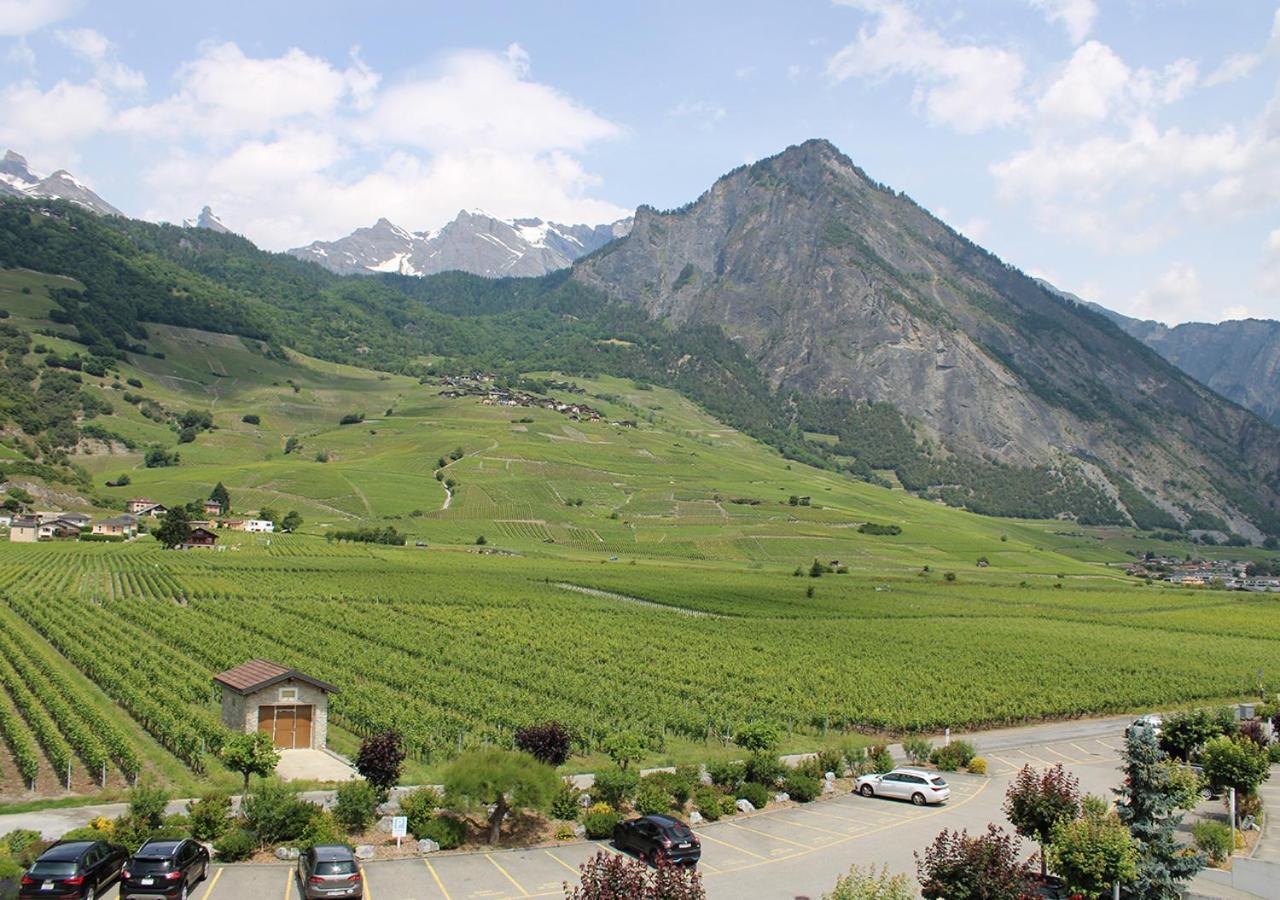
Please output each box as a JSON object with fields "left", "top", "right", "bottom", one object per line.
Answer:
{"left": 218, "top": 677, "right": 330, "bottom": 749}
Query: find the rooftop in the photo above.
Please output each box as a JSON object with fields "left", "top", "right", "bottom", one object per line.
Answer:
{"left": 213, "top": 659, "right": 338, "bottom": 696}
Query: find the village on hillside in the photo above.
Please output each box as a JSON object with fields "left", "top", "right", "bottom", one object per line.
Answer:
{"left": 1124, "top": 554, "right": 1280, "bottom": 591}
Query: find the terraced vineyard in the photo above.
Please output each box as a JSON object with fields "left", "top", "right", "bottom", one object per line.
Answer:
{"left": 1, "top": 537, "right": 1277, "bottom": 789}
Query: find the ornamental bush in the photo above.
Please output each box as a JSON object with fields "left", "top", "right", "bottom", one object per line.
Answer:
{"left": 333, "top": 779, "right": 378, "bottom": 834}
{"left": 744, "top": 752, "right": 785, "bottom": 788}
{"left": 583, "top": 806, "right": 622, "bottom": 840}
{"left": 417, "top": 815, "right": 467, "bottom": 850}
{"left": 635, "top": 778, "right": 674, "bottom": 816}
{"left": 903, "top": 736, "right": 933, "bottom": 765}
{"left": 1192, "top": 821, "right": 1232, "bottom": 864}
{"left": 186, "top": 792, "right": 231, "bottom": 842}
{"left": 930, "top": 741, "right": 976, "bottom": 772}
{"left": 213, "top": 827, "right": 256, "bottom": 862}
{"left": 784, "top": 773, "right": 821, "bottom": 803}
{"left": 593, "top": 766, "right": 639, "bottom": 808}
{"left": 550, "top": 781, "right": 583, "bottom": 821}
{"left": 707, "top": 759, "right": 746, "bottom": 790}
{"left": 401, "top": 787, "right": 443, "bottom": 839}
{"left": 738, "top": 781, "right": 771, "bottom": 810}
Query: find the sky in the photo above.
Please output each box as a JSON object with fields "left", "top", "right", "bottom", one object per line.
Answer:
{"left": 1, "top": 0, "right": 1279, "bottom": 325}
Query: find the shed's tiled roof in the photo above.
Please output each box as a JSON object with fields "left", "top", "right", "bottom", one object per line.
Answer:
{"left": 212, "top": 659, "right": 338, "bottom": 695}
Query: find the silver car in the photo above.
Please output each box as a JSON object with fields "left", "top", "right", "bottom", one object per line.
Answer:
{"left": 856, "top": 767, "right": 951, "bottom": 805}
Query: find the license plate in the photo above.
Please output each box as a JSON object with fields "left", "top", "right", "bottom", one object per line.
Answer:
{"left": 678, "top": 842, "right": 691, "bottom": 848}
{"left": 141, "top": 876, "right": 154, "bottom": 885}
{"left": 41, "top": 882, "right": 53, "bottom": 891}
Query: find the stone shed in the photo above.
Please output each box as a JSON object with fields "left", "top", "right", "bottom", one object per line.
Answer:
{"left": 213, "top": 659, "right": 338, "bottom": 751}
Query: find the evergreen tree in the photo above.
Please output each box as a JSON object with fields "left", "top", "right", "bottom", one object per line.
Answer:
{"left": 1113, "top": 727, "right": 1203, "bottom": 898}
{"left": 209, "top": 481, "right": 231, "bottom": 512}
{"left": 153, "top": 506, "right": 192, "bottom": 549}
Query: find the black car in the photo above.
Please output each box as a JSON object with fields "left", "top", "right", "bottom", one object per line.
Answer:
{"left": 119, "top": 839, "right": 210, "bottom": 899}
{"left": 612, "top": 815, "right": 701, "bottom": 866}
{"left": 19, "top": 840, "right": 127, "bottom": 899}
{"left": 297, "top": 845, "right": 363, "bottom": 900}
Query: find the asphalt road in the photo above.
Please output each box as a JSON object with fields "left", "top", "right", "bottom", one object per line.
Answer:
{"left": 82, "top": 716, "right": 1136, "bottom": 900}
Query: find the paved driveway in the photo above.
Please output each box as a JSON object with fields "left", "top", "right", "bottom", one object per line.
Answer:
{"left": 88, "top": 721, "right": 1132, "bottom": 900}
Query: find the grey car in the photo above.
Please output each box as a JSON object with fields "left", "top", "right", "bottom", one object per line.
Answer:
{"left": 297, "top": 845, "right": 362, "bottom": 899}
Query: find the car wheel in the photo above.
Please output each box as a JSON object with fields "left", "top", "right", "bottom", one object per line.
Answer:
{"left": 180, "top": 884, "right": 188, "bottom": 900}
{"left": 859, "top": 784, "right": 874, "bottom": 798}
{"left": 202, "top": 860, "right": 210, "bottom": 881}
{"left": 85, "top": 886, "right": 96, "bottom": 900}
{"left": 1201, "top": 786, "right": 1214, "bottom": 801}
{"left": 911, "top": 792, "right": 926, "bottom": 806}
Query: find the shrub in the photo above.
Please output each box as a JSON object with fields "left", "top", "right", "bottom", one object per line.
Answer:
{"left": 583, "top": 806, "right": 622, "bottom": 839}
{"left": 744, "top": 752, "right": 784, "bottom": 788}
{"left": 565, "top": 850, "right": 705, "bottom": 899}
{"left": 514, "top": 721, "right": 574, "bottom": 766}
{"left": 1201, "top": 735, "right": 1271, "bottom": 800}
{"left": 1270, "top": 745, "right": 1280, "bottom": 764}
{"left": 816, "top": 749, "right": 845, "bottom": 776}
{"left": 186, "top": 792, "right": 231, "bottom": 842}
{"left": 707, "top": 760, "right": 746, "bottom": 790}
{"left": 943, "top": 572, "right": 957, "bottom": 582}
{"left": 298, "top": 811, "right": 341, "bottom": 850}
{"left": 738, "top": 782, "right": 771, "bottom": 810}
{"left": 355, "top": 730, "right": 406, "bottom": 799}
{"left": 824, "top": 863, "right": 914, "bottom": 900}
{"left": 868, "top": 745, "right": 894, "bottom": 773}
{"left": 903, "top": 736, "right": 932, "bottom": 766}
{"left": 129, "top": 780, "right": 170, "bottom": 829}
{"left": 669, "top": 765, "right": 700, "bottom": 806}
{"left": 241, "top": 414, "right": 260, "bottom": 425}
{"left": 733, "top": 720, "right": 780, "bottom": 753}
{"left": 242, "top": 779, "right": 319, "bottom": 846}
{"left": 693, "top": 787, "right": 729, "bottom": 821}
{"left": 333, "top": 780, "right": 378, "bottom": 834}
{"left": 60, "top": 826, "right": 110, "bottom": 842}
{"left": 1, "top": 829, "right": 42, "bottom": 859}
{"left": 930, "top": 741, "right": 976, "bottom": 772}
{"left": 784, "top": 773, "right": 821, "bottom": 803}
{"left": 634, "top": 778, "right": 673, "bottom": 815}
{"left": 417, "top": 815, "right": 467, "bottom": 850}
{"left": 213, "top": 827, "right": 256, "bottom": 862}
{"left": 966, "top": 757, "right": 988, "bottom": 776}
{"left": 551, "top": 781, "right": 583, "bottom": 821}
{"left": 339, "top": 412, "right": 365, "bottom": 425}
{"left": 401, "top": 787, "right": 443, "bottom": 839}
{"left": 916, "top": 825, "right": 1028, "bottom": 900}
{"left": 592, "top": 766, "right": 639, "bottom": 808}
{"left": 1192, "top": 820, "right": 1233, "bottom": 863}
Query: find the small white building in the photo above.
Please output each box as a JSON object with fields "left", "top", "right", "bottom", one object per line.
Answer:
{"left": 213, "top": 659, "right": 337, "bottom": 750}
{"left": 244, "top": 519, "right": 275, "bottom": 533}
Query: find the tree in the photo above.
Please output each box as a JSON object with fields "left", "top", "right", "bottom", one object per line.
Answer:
{"left": 1200, "top": 735, "right": 1271, "bottom": 812}
{"left": 1003, "top": 764, "right": 1081, "bottom": 878}
{"left": 220, "top": 732, "right": 280, "bottom": 803}
{"left": 442, "top": 748, "right": 559, "bottom": 845}
{"left": 280, "top": 510, "right": 303, "bottom": 533}
{"left": 564, "top": 851, "right": 705, "bottom": 899}
{"left": 355, "top": 730, "right": 406, "bottom": 799}
{"left": 209, "top": 481, "right": 230, "bottom": 512}
{"left": 601, "top": 731, "right": 645, "bottom": 771}
{"left": 733, "top": 720, "right": 780, "bottom": 754}
{"left": 1113, "top": 726, "right": 1203, "bottom": 899}
{"left": 153, "top": 506, "right": 191, "bottom": 549}
{"left": 1048, "top": 808, "right": 1139, "bottom": 900}
{"left": 515, "top": 721, "right": 574, "bottom": 766}
{"left": 915, "top": 825, "right": 1029, "bottom": 900}
{"left": 1158, "top": 709, "right": 1223, "bottom": 761}
{"left": 824, "top": 864, "right": 914, "bottom": 900}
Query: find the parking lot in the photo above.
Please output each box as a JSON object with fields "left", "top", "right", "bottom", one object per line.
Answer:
{"left": 89, "top": 726, "right": 1128, "bottom": 900}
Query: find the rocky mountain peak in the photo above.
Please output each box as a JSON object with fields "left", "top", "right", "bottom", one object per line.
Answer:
{"left": 0, "top": 150, "right": 122, "bottom": 216}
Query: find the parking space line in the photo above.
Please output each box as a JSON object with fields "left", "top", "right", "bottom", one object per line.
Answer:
{"left": 767, "top": 814, "right": 856, "bottom": 839}
{"left": 1013, "top": 748, "right": 1055, "bottom": 766}
{"left": 1042, "top": 745, "right": 1078, "bottom": 762}
{"left": 284, "top": 867, "right": 293, "bottom": 900}
{"left": 486, "top": 853, "right": 531, "bottom": 896}
{"left": 544, "top": 850, "right": 581, "bottom": 876}
{"left": 693, "top": 829, "right": 770, "bottom": 860}
{"left": 423, "top": 857, "right": 452, "bottom": 900}
{"left": 787, "top": 805, "right": 882, "bottom": 827}
{"left": 722, "top": 820, "right": 820, "bottom": 850}
{"left": 1070, "top": 742, "right": 1099, "bottom": 757}
{"left": 992, "top": 754, "right": 1020, "bottom": 770}
{"left": 1096, "top": 739, "right": 1122, "bottom": 751}
{"left": 360, "top": 865, "right": 371, "bottom": 900}
{"left": 199, "top": 869, "right": 223, "bottom": 900}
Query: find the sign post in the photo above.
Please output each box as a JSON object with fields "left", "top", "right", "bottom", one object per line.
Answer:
{"left": 391, "top": 815, "right": 408, "bottom": 849}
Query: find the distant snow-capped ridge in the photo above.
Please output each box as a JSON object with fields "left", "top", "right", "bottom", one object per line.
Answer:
{"left": 0, "top": 150, "right": 123, "bottom": 217}
{"left": 287, "top": 209, "right": 634, "bottom": 278}
{"left": 182, "top": 205, "right": 232, "bottom": 234}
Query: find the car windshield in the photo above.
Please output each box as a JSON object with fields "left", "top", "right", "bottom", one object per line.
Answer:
{"left": 315, "top": 861, "right": 356, "bottom": 876}
{"left": 663, "top": 824, "right": 692, "bottom": 839}
{"left": 130, "top": 858, "right": 173, "bottom": 874}
{"left": 29, "top": 861, "right": 78, "bottom": 877}
{"left": 930, "top": 777, "right": 948, "bottom": 786}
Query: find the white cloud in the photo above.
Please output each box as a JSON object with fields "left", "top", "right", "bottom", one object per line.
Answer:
{"left": 786, "top": 64, "right": 803, "bottom": 82}
{"left": 0, "top": 0, "right": 78, "bottom": 37}
{"left": 828, "top": 0, "right": 1026, "bottom": 133}
{"left": 55, "top": 27, "right": 145, "bottom": 92}
{"left": 1037, "top": 42, "right": 1196, "bottom": 127}
{"left": 1205, "top": 52, "right": 1262, "bottom": 87}
{"left": 1028, "top": 0, "right": 1098, "bottom": 45}
{"left": 1125, "top": 263, "right": 1205, "bottom": 322}
{"left": 5, "top": 39, "right": 35, "bottom": 68}
{"left": 1258, "top": 228, "right": 1280, "bottom": 298}
{"left": 668, "top": 100, "right": 727, "bottom": 132}
{"left": 0, "top": 78, "right": 111, "bottom": 163}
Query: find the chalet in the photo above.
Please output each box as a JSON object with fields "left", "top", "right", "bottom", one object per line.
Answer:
{"left": 92, "top": 516, "right": 137, "bottom": 538}
{"left": 127, "top": 498, "right": 159, "bottom": 515}
{"left": 220, "top": 519, "right": 246, "bottom": 531}
{"left": 244, "top": 519, "right": 275, "bottom": 533}
{"left": 38, "top": 518, "right": 82, "bottom": 540}
{"left": 59, "top": 512, "right": 92, "bottom": 529}
{"left": 8, "top": 515, "right": 39, "bottom": 542}
{"left": 213, "top": 659, "right": 337, "bottom": 750}
{"left": 182, "top": 527, "right": 218, "bottom": 548}
{"left": 188, "top": 519, "right": 216, "bottom": 530}
{"left": 203, "top": 499, "right": 225, "bottom": 516}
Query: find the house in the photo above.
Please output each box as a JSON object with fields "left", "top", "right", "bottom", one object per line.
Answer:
{"left": 92, "top": 516, "right": 137, "bottom": 538}
{"left": 213, "top": 659, "right": 338, "bottom": 750}
{"left": 244, "top": 519, "right": 274, "bottom": 533}
{"left": 182, "top": 527, "right": 218, "bottom": 548}
{"left": 188, "top": 519, "right": 216, "bottom": 530}
{"left": 127, "top": 498, "right": 158, "bottom": 514}
{"left": 220, "top": 519, "right": 246, "bottom": 531}
{"left": 8, "top": 515, "right": 39, "bottom": 542}
{"left": 38, "top": 518, "right": 82, "bottom": 540}
{"left": 203, "top": 499, "right": 224, "bottom": 516}
{"left": 0, "top": 514, "right": 11, "bottom": 528}
{"left": 59, "top": 512, "right": 92, "bottom": 529}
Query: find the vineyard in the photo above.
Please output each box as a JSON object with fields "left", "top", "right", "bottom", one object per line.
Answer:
{"left": 0, "top": 537, "right": 1277, "bottom": 793}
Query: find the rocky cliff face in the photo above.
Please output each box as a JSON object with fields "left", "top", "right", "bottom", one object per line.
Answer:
{"left": 289, "top": 210, "right": 632, "bottom": 278}
{"left": 573, "top": 139, "right": 1280, "bottom": 537}
{"left": 0, "top": 151, "right": 122, "bottom": 216}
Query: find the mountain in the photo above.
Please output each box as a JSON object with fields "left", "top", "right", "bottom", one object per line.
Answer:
{"left": 288, "top": 210, "right": 632, "bottom": 278}
{"left": 1046, "top": 290, "right": 1280, "bottom": 430}
{"left": 0, "top": 150, "right": 123, "bottom": 216}
{"left": 183, "top": 206, "right": 232, "bottom": 234}
{"left": 573, "top": 139, "right": 1280, "bottom": 539}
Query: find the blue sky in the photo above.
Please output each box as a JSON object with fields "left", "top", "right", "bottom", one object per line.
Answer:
{"left": 2, "top": 0, "right": 1279, "bottom": 324}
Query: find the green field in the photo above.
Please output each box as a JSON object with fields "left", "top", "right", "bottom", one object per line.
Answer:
{"left": 1, "top": 269, "right": 1278, "bottom": 802}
